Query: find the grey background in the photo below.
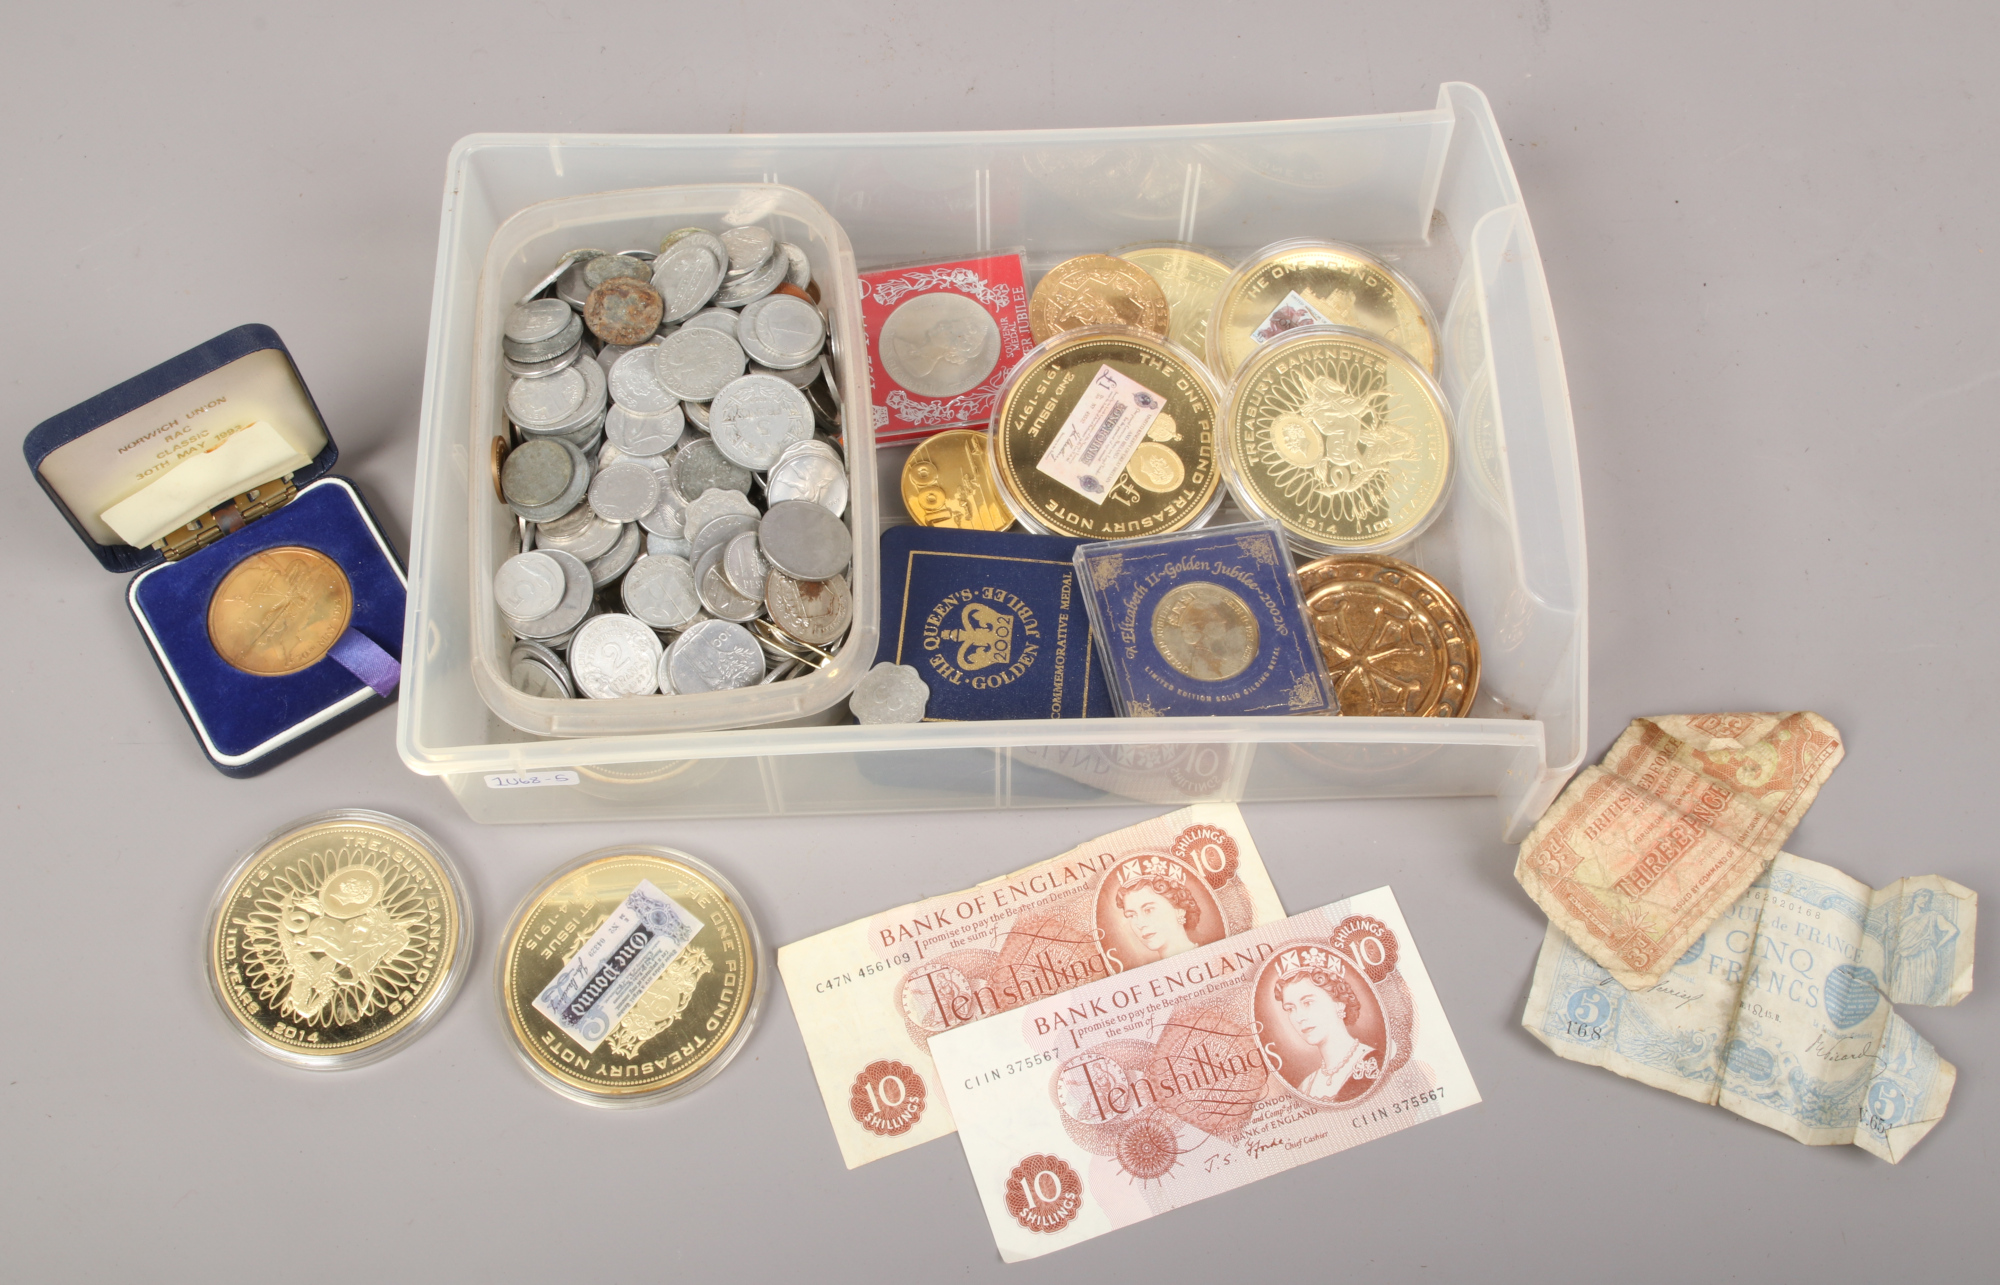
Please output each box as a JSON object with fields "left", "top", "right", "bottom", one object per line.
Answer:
{"left": 3, "top": 1, "right": 1993, "bottom": 1279}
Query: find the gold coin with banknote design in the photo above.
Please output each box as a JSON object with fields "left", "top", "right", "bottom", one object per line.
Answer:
{"left": 499, "top": 847, "right": 762, "bottom": 1105}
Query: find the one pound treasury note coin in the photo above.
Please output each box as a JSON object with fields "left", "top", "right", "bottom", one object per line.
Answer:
{"left": 499, "top": 846, "right": 763, "bottom": 1106}
{"left": 989, "top": 327, "right": 1223, "bottom": 540}
{"left": 1209, "top": 239, "right": 1438, "bottom": 379}
{"left": 1223, "top": 326, "right": 1452, "bottom": 555}
{"left": 207, "top": 810, "right": 471, "bottom": 1070}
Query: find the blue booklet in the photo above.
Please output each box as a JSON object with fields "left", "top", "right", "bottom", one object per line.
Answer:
{"left": 876, "top": 525, "right": 1109, "bottom": 721}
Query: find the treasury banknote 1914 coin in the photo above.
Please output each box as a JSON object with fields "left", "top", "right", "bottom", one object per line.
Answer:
{"left": 930, "top": 884, "right": 1476, "bottom": 1262}
{"left": 777, "top": 803, "right": 1284, "bottom": 1168}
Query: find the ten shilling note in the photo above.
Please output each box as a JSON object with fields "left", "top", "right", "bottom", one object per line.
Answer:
{"left": 1516, "top": 712, "right": 1845, "bottom": 990}
{"left": 778, "top": 804, "right": 1285, "bottom": 1169}
{"left": 1524, "top": 851, "right": 1975, "bottom": 1162}
{"left": 930, "top": 888, "right": 1477, "bottom": 1262}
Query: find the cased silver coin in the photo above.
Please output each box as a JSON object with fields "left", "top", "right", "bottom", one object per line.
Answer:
{"left": 879, "top": 292, "right": 1001, "bottom": 399}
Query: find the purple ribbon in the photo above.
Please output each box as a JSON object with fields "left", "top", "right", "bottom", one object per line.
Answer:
{"left": 328, "top": 626, "right": 401, "bottom": 697}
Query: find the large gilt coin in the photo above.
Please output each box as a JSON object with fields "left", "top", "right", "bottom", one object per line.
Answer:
{"left": 1297, "top": 554, "right": 1479, "bottom": 717}
{"left": 1151, "top": 581, "right": 1260, "bottom": 681}
{"left": 207, "top": 810, "right": 470, "bottom": 1069}
{"left": 1027, "top": 254, "right": 1171, "bottom": 345}
{"left": 1210, "top": 239, "right": 1437, "bottom": 379}
{"left": 208, "top": 546, "right": 353, "bottom": 676}
{"left": 989, "top": 328, "right": 1223, "bottom": 539}
{"left": 1224, "top": 327, "right": 1452, "bottom": 555}
{"left": 500, "top": 847, "right": 762, "bottom": 1106}
{"left": 1116, "top": 243, "right": 1232, "bottom": 364}
{"left": 901, "top": 428, "right": 1011, "bottom": 529}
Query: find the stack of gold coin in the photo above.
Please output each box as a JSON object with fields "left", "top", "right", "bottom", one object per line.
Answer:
{"left": 1222, "top": 326, "right": 1453, "bottom": 555}
{"left": 1209, "top": 239, "right": 1438, "bottom": 379}
{"left": 988, "top": 327, "right": 1225, "bottom": 540}
{"left": 1295, "top": 554, "right": 1479, "bottom": 717}
{"left": 900, "top": 428, "right": 1013, "bottom": 530}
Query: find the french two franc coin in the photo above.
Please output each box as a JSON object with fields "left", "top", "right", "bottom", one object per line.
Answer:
{"left": 208, "top": 546, "right": 353, "bottom": 676}
{"left": 1209, "top": 239, "right": 1438, "bottom": 379}
{"left": 1222, "top": 326, "right": 1453, "bottom": 555}
{"left": 1027, "top": 253, "right": 1171, "bottom": 345}
{"left": 208, "top": 809, "right": 470, "bottom": 1070}
{"left": 498, "top": 846, "right": 762, "bottom": 1106}
{"left": 1295, "top": 554, "right": 1479, "bottom": 717}
{"left": 988, "top": 327, "right": 1224, "bottom": 540}
{"left": 900, "top": 428, "right": 1011, "bottom": 529}
{"left": 1115, "top": 243, "right": 1233, "bottom": 366}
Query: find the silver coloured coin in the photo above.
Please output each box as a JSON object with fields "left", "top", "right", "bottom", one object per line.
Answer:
{"left": 713, "top": 246, "right": 790, "bottom": 307}
{"left": 683, "top": 399, "right": 712, "bottom": 431}
{"left": 599, "top": 439, "right": 672, "bottom": 479}
{"left": 879, "top": 292, "right": 1001, "bottom": 399}
{"left": 654, "top": 327, "right": 747, "bottom": 401}
{"left": 780, "top": 242, "right": 811, "bottom": 289}
{"left": 597, "top": 342, "right": 635, "bottom": 374}
{"left": 722, "top": 531, "right": 769, "bottom": 599}
{"left": 656, "top": 648, "right": 676, "bottom": 695}
{"left": 518, "top": 354, "right": 608, "bottom": 438}
{"left": 683, "top": 308, "right": 739, "bottom": 340}
{"left": 536, "top": 501, "right": 623, "bottom": 563}
{"left": 495, "top": 550, "right": 568, "bottom": 623}
{"left": 850, "top": 662, "right": 929, "bottom": 724}
{"left": 556, "top": 250, "right": 607, "bottom": 309}
{"left": 751, "top": 360, "right": 818, "bottom": 389}
{"left": 609, "top": 344, "right": 681, "bottom": 414}
{"left": 651, "top": 237, "right": 727, "bottom": 323}
{"left": 586, "top": 519, "right": 643, "bottom": 587}
{"left": 667, "top": 619, "right": 765, "bottom": 694}
{"left": 512, "top": 549, "right": 595, "bottom": 641}
{"left": 647, "top": 532, "right": 694, "bottom": 560}
{"left": 569, "top": 614, "right": 662, "bottom": 699}
{"left": 760, "top": 499, "right": 852, "bottom": 580}
{"left": 604, "top": 401, "right": 684, "bottom": 456}
{"left": 511, "top": 636, "right": 567, "bottom": 674}
{"left": 670, "top": 437, "right": 753, "bottom": 499}
{"left": 510, "top": 440, "right": 592, "bottom": 525}
{"left": 761, "top": 659, "right": 797, "bottom": 684}
{"left": 694, "top": 542, "right": 764, "bottom": 623}
{"left": 501, "top": 438, "right": 576, "bottom": 510}
{"left": 765, "top": 444, "right": 849, "bottom": 516}
{"left": 691, "top": 511, "right": 759, "bottom": 564}
{"left": 505, "top": 306, "right": 583, "bottom": 362}
{"left": 659, "top": 227, "right": 706, "bottom": 252}
{"left": 621, "top": 553, "right": 703, "bottom": 630}
{"left": 752, "top": 616, "right": 836, "bottom": 667}
{"left": 765, "top": 571, "right": 852, "bottom": 648}
{"left": 507, "top": 363, "right": 587, "bottom": 428}
{"left": 520, "top": 251, "right": 583, "bottom": 308}
{"left": 708, "top": 375, "right": 813, "bottom": 470}
{"left": 637, "top": 482, "right": 688, "bottom": 539}
{"left": 504, "top": 336, "right": 585, "bottom": 380}
{"left": 719, "top": 226, "right": 776, "bottom": 274}
{"left": 745, "top": 295, "right": 826, "bottom": 370}
{"left": 582, "top": 253, "right": 651, "bottom": 291}
{"left": 820, "top": 352, "right": 841, "bottom": 403}
{"left": 555, "top": 413, "right": 605, "bottom": 455}
{"left": 682, "top": 486, "right": 759, "bottom": 539}
{"left": 511, "top": 655, "right": 571, "bottom": 699}
{"left": 588, "top": 460, "right": 661, "bottom": 523}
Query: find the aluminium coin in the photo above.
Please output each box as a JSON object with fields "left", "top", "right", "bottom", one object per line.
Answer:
{"left": 850, "top": 662, "right": 929, "bottom": 724}
{"left": 719, "top": 225, "right": 776, "bottom": 274}
{"left": 621, "top": 553, "right": 702, "bottom": 630}
{"left": 512, "top": 549, "right": 595, "bottom": 641}
{"left": 681, "top": 487, "right": 759, "bottom": 539}
{"left": 588, "top": 460, "right": 663, "bottom": 524}
{"left": 504, "top": 337, "right": 585, "bottom": 380}
{"left": 605, "top": 401, "right": 685, "bottom": 456}
{"left": 608, "top": 345, "right": 682, "bottom": 415}
{"left": 764, "top": 571, "right": 851, "bottom": 647}
{"left": 766, "top": 444, "right": 848, "bottom": 517}
{"left": 667, "top": 619, "right": 766, "bottom": 693}
{"left": 511, "top": 655, "right": 571, "bottom": 699}
{"left": 501, "top": 438, "right": 577, "bottom": 511}
{"left": 582, "top": 253, "right": 652, "bottom": 291}
{"left": 780, "top": 241, "right": 811, "bottom": 288}
{"left": 652, "top": 236, "right": 728, "bottom": 323}
{"left": 208, "top": 809, "right": 470, "bottom": 1070}
{"left": 647, "top": 532, "right": 694, "bottom": 560}
{"left": 708, "top": 374, "right": 812, "bottom": 470}
{"left": 758, "top": 499, "right": 851, "bottom": 581}
{"left": 739, "top": 294, "right": 826, "bottom": 371}
{"left": 682, "top": 398, "right": 712, "bottom": 432}
{"left": 569, "top": 613, "right": 663, "bottom": 698}
{"left": 585, "top": 519, "right": 644, "bottom": 588}
{"left": 713, "top": 243, "right": 789, "bottom": 307}
{"left": 721, "top": 530, "right": 770, "bottom": 600}
{"left": 690, "top": 511, "right": 759, "bottom": 565}
{"left": 537, "top": 501, "right": 623, "bottom": 563}
{"left": 683, "top": 307, "right": 740, "bottom": 339}
{"left": 880, "top": 291, "right": 1002, "bottom": 399}
{"left": 695, "top": 547, "right": 765, "bottom": 624}
{"left": 669, "top": 437, "right": 753, "bottom": 500}
{"left": 655, "top": 327, "right": 748, "bottom": 402}
{"left": 507, "top": 363, "right": 588, "bottom": 428}
{"left": 496, "top": 550, "right": 568, "bottom": 623}
{"left": 637, "top": 482, "right": 688, "bottom": 539}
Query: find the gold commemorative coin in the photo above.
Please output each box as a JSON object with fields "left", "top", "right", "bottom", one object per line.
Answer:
{"left": 1210, "top": 239, "right": 1437, "bottom": 379}
{"left": 499, "top": 847, "right": 762, "bottom": 1106}
{"left": 901, "top": 428, "right": 1012, "bottom": 529}
{"left": 1027, "top": 254, "right": 1171, "bottom": 345}
{"left": 1116, "top": 243, "right": 1232, "bottom": 364}
{"left": 1224, "top": 326, "right": 1452, "bottom": 555}
{"left": 208, "top": 545, "right": 353, "bottom": 676}
{"left": 207, "top": 810, "right": 470, "bottom": 1069}
{"left": 1296, "top": 554, "right": 1479, "bottom": 717}
{"left": 989, "top": 328, "right": 1224, "bottom": 540}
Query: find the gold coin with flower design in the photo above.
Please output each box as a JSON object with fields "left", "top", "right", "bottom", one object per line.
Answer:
{"left": 1210, "top": 240, "right": 1437, "bottom": 378}
{"left": 1296, "top": 554, "right": 1478, "bottom": 717}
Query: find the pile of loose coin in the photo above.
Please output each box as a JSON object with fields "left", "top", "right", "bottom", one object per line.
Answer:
{"left": 494, "top": 224, "right": 855, "bottom": 700}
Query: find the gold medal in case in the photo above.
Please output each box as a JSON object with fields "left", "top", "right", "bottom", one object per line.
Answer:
{"left": 206, "top": 809, "right": 471, "bottom": 1070}
{"left": 1209, "top": 239, "right": 1438, "bottom": 379}
{"left": 1223, "top": 326, "right": 1453, "bottom": 556}
{"left": 499, "top": 846, "right": 764, "bottom": 1107}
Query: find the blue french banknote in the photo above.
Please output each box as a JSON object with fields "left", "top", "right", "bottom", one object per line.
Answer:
{"left": 1523, "top": 851, "right": 1975, "bottom": 1162}
{"left": 533, "top": 880, "right": 704, "bottom": 1052}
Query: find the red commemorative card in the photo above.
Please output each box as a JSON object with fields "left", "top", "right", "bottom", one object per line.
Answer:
{"left": 858, "top": 252, "right": 1031, "bottom": 445}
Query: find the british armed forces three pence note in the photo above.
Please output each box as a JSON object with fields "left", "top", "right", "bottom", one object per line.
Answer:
{"left": 778, "top": 804, "right": 1284, "bottom": 1168}
{"left": 930, "top": 888, "right": 1476, "bottom": 1262}
{"left": 1525, "top": 851, "right": 1975, "bottom": 1162}
{"left": 1516, "top": 713, "right": 1844, "bottom": 990}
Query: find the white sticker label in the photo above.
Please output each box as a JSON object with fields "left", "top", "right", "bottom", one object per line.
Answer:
{"left": 1250, "top": 290, "right": 1330, "bottom": 344}
{"left": 483, "top": 770, "right": 581, "bottom": 789}
{"left": 531, "top": 880, "right": 705, "bottom": 1054}
{"left": 1033, "top": 365, "right": 1166, "bottom": 504}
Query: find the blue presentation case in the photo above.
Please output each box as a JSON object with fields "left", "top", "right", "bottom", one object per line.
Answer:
{"left": 23, "top": 325, "right": 406, "bottom": 776}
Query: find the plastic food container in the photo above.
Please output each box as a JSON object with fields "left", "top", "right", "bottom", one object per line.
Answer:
{"left": 400, "top": 82, "right": 1588, "bottom": 842}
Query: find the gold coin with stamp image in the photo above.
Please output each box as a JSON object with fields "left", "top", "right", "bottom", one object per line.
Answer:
{"left": 1027, "top": 254, "right": 1170, "bottom": 345}
{"left": 206, "top": 809, "right": 471, "bottom": 1070}
{"left": 1296, "top": 554, "right": 1479, "bottom": 717}
{"left": 499, "top": 847, "right": 763, "bottom": 1106}
{"left": 207, "top": 545, "right": 353, "bottom": 676}
{"left": 900, "top": 428, "right": 1013, "bottom": 530}
{"left": 1209, "top": 239, "right": 1438, "bottom": 379}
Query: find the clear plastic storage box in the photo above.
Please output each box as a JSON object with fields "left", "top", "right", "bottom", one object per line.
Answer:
{"left": 401, "top": 82, "right": 1587, "bottom": 840}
